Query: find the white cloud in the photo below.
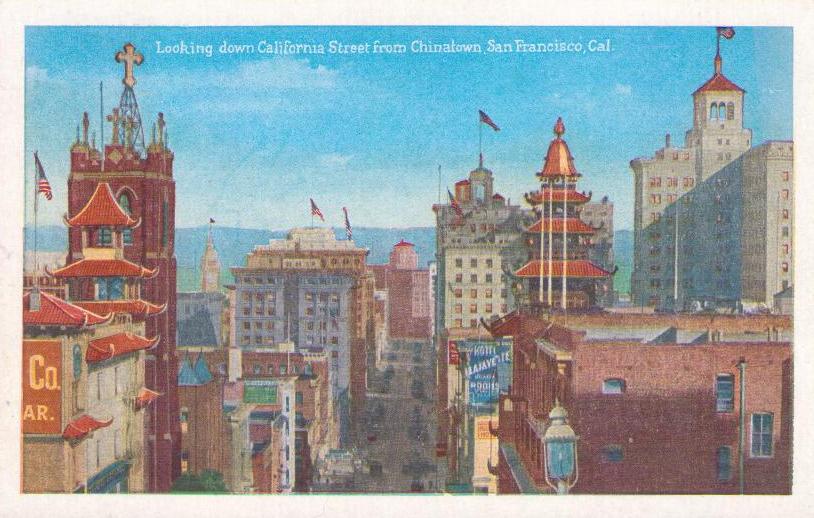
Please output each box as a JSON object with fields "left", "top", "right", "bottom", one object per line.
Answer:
{"left": 318, "top": 153, "right": 352, "bottom": 168}
{"left": 614, "top": 83, "right": 632, "bottom": 95}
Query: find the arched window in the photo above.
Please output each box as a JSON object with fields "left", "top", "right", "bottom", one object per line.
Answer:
{"left": 726, "top": 102, "right": 735, "bottom": 120}
{"left": 709, "top": 102, "right": 718, "bottom": 120}
{"left": 718, "top": 103, "right": 726, "bottom": 120}
{"left": 118, "top": 193, "right": 133, "bottom": 245}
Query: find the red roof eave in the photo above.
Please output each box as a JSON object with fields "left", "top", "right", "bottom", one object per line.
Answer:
{"left": 49, "top": 259, "right": 159, "bottom": 279}
{"left": 86, "top": 333, "right": 160, "bottom": 363}
{"left": 74, "top": 299, "right": 167, "bottom": 318}
{"left": 135, "top": 387, "right": 162, "bottom": 409}
{"left": 65, "top": 182, "right": 139, "bottom": 228}
{"left": 62, "top": 415, "right": 113, "bottom": 440}
{"left": 23, "top": 291, "right": 113, "bottom": 327}
{"left": 527, "top": 218, "right": 596, "bottom": 234}
{"left": 515, "top": 259, "right": 611, "bottom": 278}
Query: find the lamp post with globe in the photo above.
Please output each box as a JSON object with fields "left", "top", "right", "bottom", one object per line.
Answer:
{"left": 542, "top": 400, "right": 578, "bottom": 495}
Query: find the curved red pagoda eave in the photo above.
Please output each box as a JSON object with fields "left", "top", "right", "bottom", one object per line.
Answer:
{"left": 525, "top": 189, "right": 591, "bottom": 205}
{"left": 86, "top": 332, "right": 160, "bottom": 363}
{"left": 73, "top": 299, "right": 167, "bottom": 318}
{"left": 65, "top": 182, "right": 139, "bottom": 228}
{"left": 135, "top": 387, "right": 162, "bottom": 409}
{"left": 537, "top": 117, "right": 581, "bottom": 179}
{"left": 526, "top": 218, "right": 596, "bottom": 234}
{"left": 23, "top": 291, "right": 113, "bottom": 328}
{"left": 48, "top": 258, "right": 159, "bottom": 279}
{"left": 62, "top": 414, "right": 113, "bottom": 440}
{"left": 514, "top": 259, "right": 611, "bottom": 278}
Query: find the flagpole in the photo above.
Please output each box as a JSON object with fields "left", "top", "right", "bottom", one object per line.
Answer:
{"left": 478, "top": 115, "right": 483, "bottom": 167}
{"left": 33, "top": 152, "right": 38, "bottom": 291}
{"left": 437, "top": 165, "right": 441, "bottom": 205}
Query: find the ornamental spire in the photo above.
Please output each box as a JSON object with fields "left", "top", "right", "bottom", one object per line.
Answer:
{"left": 554, "top": 117, "right": 565, "bottom": 138}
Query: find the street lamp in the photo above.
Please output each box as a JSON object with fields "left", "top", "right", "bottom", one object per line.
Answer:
{"left": 542, "top": 401, "right": 578, "bottom": 495}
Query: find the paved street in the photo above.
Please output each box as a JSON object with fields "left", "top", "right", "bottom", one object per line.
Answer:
{"left": 356, "top": 339, "right": 441, "bottom": 493}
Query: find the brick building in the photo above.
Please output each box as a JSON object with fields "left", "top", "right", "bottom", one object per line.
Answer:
{"left": 22, "top": 291, "right": 158, "bottom": 493}
{"left": 486, "top": 310, "right": 792, "bottom": 494}
{"left": 65, "top": 44, "right": 180, "bottom": 491}
{"left": 369, "top": 239, "right": 433, "bottom": 341}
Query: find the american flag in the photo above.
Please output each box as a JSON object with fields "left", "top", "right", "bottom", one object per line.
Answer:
{"left": 447, "top": 188, "right": 463, "bottom": 216}
{"left": 34, "top": 152, "right": 52, "bottom": 201}
{"left": 478, "top": 110, "right": 500, "bottom": 132}
{"left": 310, "top": 198, "right": 324, "bottom": 221}
{"left": 342, "top": 206, "right": 352, "bottom": 240}
{"left": 717, "top": 27, "right": 735, "bottom": 39}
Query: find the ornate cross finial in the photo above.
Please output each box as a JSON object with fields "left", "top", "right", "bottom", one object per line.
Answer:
{"left": 106, "top": 107, "right": 121, "bottom": 145}
{"left": 157, "top": 112, "right": 166, "bottom": 145}
{"left": 115, "top": 43, "right": 144, "bottom": 88}
{"left": 123, "top": 116, "right": 134, "bottom": 149}
{"left": 82, "top": 112, "right": 90, "bottom": 144}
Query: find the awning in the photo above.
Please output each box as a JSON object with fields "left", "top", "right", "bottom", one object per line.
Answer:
{"left": 135, "top": 387, "right": 161, "bottom": 410}
{"left": 63, "top": 414, "right": 112, "bottom": 440}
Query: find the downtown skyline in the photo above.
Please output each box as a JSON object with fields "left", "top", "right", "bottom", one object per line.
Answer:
{"left": 25, "top": 26, "right": 792, "bottom": 232}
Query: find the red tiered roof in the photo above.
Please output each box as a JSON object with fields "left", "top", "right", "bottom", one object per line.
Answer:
{"left": 65, "top": 182, "right": 138, "bottom": 228}
{"left": 86, "top": 332, "right": 159, "bottom": 363}
{"left": 62, "top": 414, "right": 112, "bottom": 440}
{"left": 526, "top": 189, "right": 591, "bottom": 205}
{"left": 23, "top": 291, "right": 112, "bottom": 327}
{"left": 694, "top": 73, "right": 744, "bottom": 95}
{"left": 394, "top": 239, "right": 414, "bottom": 247}
{"left": 50, "top": 258, "right": 158, "bottom": 278}
{"left": 74, "top": 299, "right": 167, "bottom": 318}
{"left": 538, "top": 117, "right": 579, "bottom": 178}
{"left": 135, "top": 387, "right": 162, "bottom": 409}
{"left": 515, "top": 259, "right": 611, "bottom": 278}
{"left": 527, "top": 218, "right": 596, "bottom": 234}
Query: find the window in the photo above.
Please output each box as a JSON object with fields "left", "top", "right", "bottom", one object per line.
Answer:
{"left": 253, "top": 364, "right": 261, "bottom": 375}
{"left": 782, "top": 171, "right": 790, "bottom": 182}
{"left": 751, "top": 413, "right": 773, "bottom": 457}
{"left": 181, "top": 452, "right": 189, "bottom": 473}
{"left": 649, "top": 177, "right": 662, "bottom": 188}
{"left": 485, "top": 303, "right": 493, "bottom": 313}
{"left": 296, "top": 391, "right": 304, "bottom": 405}
{"left": 782, "top": 244, "right": 789, "bottom": 255}
{"left": 715, "top": 374, "right": 734, "bottom": 412}
{"left": 267, "top": 365, "right": 276, "bottom": 375}
{"left": 96, "top": 372, "right": 102, "bottom": 400}
{"left": 280, "top": 365, "right": 288, "bottom": 376}
{"left": 782, "top": 209, "right": 789, "bottom": 220}
{"left": 469, "top": 319, "right": 478, "bottom": 328}
{"left": 602, "top": 445, "right": 624, "bottom": 462}
{"left": 782, "top": 262, "right": 789, "bottom": 273}
{"left": 485, "top": 274, "right": 493, "bottom": 283}
{"left": 782, "top": 226, "right": 789, "bottom": 237}
{"left": 683, "top": 177, "right": 694, "bottom": 188}
{"left": 454, "top": 304, "right": 462, "bottom": 314}
{"left": 602, "top": 378, "right": 625, "bottom": 394}
{"left": 161, "top": 200, "right": 169, "bottom": 247}
{"left": 180, "top": 408, "right": 189, "bottom": 434}
{"left": 726, "top": 102, "right": 735, "bottom": 120}
{"left": 455, "top": 273, "right": 463, "bottom": 283}
{"left": 454, "top": 319, "right": 463, "bottom": 327}
{"left": 781, "top": 189, "right": 790, "bottom": 200}
{"left": 485, "top": 288, "right": 493, "bottom": 298}
{"left": 667, "top": 177, "right": 678, "bottom": 187}
{"left": 454, "top": 288, "right": 462, "bottom": 298}
{"left": 470, "top": 274, "right": 477, "bottom": 283}
{"left": 118, "top": 194, "right": 133, "bottom": 245}
{"left": 455, "top": 258, "right": 463, "bottom": 268}
{"left": 709, "top": 102, "right": 717, "bottom": 120}
{"left": 469, "top": 304, "right": 477, "bottom": 313}
{"left": 470, "top": 258, "right": 478, "bottom": 268}
{"left": 97, "top": 227, "right": 112, "bottom": 246}
{"left": 500, "top": 304, "right": 507, "bottom": 313}
{"left": 486, "top": 259, "right": 493, "bottom": 268}
{"left": 717, "top": 446, "right": 732, "bottom": 481}
{"left": 470, "top": 289, "right": 477, "bottom": 298}
{"left": 114, "top": 366, "right": 119, "bottom": 395}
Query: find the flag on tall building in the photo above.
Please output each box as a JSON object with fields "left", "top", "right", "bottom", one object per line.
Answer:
{"left": 342, "top": 207, "right": 352, "bottom": 240}
{"left": 34, "top": 152, "right": 52, "bottom": 201}
{"left": 478, "top": 110, "right": 500, "bottom": 132}
{"left": 717, "top": 26, "right": 735, "bottom": 39}
{"left": 447, "top": 189, "right": 463, "bottom": 216}
{"left": 209, "top": 217, "right": 215, "bottom": 224}
{"left": 310, "top": 198, "right": 324, "bottom": 221}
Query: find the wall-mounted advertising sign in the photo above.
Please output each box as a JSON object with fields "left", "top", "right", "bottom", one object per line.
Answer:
{"left": 22, "top": 340, "right": 62, "bottom": 435}
{"left": 243, "top": 379, "right": 278, "bottom": 404}
{"left": 451, "top": 338, "right": 512, "bottom": 407}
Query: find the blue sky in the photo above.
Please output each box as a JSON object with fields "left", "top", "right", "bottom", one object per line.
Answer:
{"left": 25, "top": 26, "right": 792, "bottom": 231}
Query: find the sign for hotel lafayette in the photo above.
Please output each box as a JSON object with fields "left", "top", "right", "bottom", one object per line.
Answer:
{"left": 22, "top": 340, "right": 62, "bottom": 435}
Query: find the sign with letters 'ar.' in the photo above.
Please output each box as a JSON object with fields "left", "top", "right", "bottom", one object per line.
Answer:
{"left": 22, "top": 340, "right": 62, "bottom": 435}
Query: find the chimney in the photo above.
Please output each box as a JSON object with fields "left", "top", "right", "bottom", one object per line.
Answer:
{"left": 30, "top": 288, "right": 41, "bottom": 312}
{"left": 665, "top": 133, "right": 671, "bottom": 149}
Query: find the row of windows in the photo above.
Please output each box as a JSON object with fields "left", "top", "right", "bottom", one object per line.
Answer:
{"left": 453, "top": 273, "right": 499, "bottom": 284}
{"left": 453, "top": 257, "right": 498, "bottom": 269}
{"left": 452, "top": 288, "right": 507, "bottom": 299}
{"left": 649, "top": 177, "right": 694, "bottom": 188}
{"left": 709, "top": 101, "right": 736, "bottom": 121}
{"left": 453, "top": 303, "right": 503, "bottom": 314}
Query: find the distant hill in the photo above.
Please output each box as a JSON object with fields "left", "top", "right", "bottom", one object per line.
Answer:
{"left": 25, "top": 225, "right": 633, "bottom": 294}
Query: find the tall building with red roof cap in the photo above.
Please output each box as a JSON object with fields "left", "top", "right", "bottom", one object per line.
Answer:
{"left": 63, "top": 43, "right": 179, "bottom": 492}
{"left": 631, "top": 39, "right": 793, "bottom": 312}
{"left": 514, "top": 117, "right": 612, "bottom": 310}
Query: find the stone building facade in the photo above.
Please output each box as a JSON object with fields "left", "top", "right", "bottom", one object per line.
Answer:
{"left": 631, "top": 48, "right": 793, "bottom": 310}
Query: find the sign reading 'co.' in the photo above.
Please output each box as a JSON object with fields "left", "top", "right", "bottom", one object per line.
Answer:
{"left": 22, "top": 340, "right": 62, "bottom": 435}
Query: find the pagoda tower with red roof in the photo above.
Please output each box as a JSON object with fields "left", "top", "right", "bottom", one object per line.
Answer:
{"left": 516, "top": 117, "right": 612, "bottom": 310}
{"left": 63, "top": 43, "right": 179, "bottom": 492}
